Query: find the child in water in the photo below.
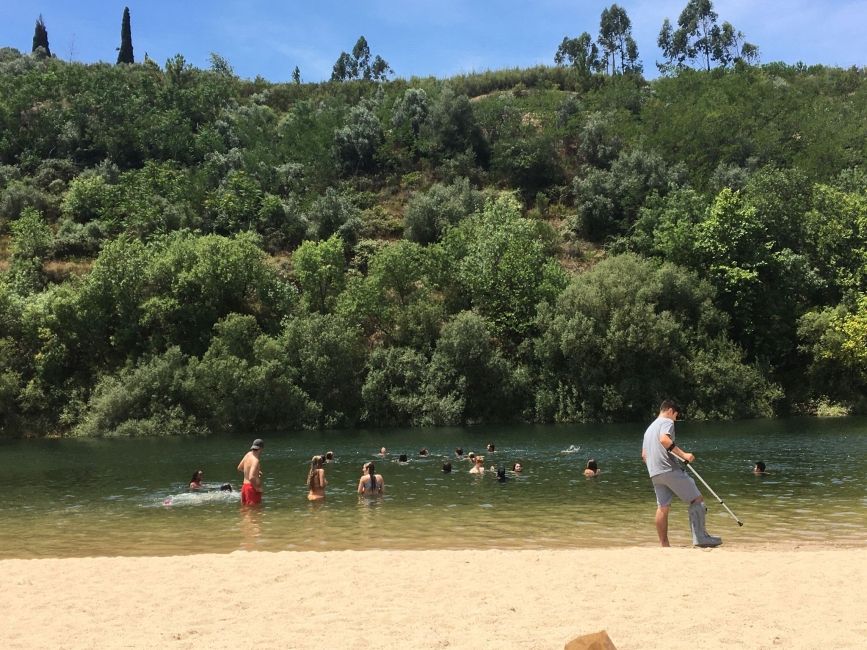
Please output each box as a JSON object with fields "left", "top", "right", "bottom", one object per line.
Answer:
{"left": 583, "top": 459, "right": 600, "bottom": 477}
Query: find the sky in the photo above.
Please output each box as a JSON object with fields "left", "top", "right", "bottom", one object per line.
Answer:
{"left": 1, "top": 1, "right": 865, "bottom": 82}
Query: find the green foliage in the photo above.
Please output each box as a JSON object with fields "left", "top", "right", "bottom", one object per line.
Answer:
{"left": 598, "top": 4, "right": 641, "bottom": 75}
{"left": 117, "top": 7, "right": 134, "bottom": 65}
{"left": 292, "top": 234, "right": 346, "bottom": 313}
{"left": 403, "top": 177, "right": 483, "bottom": 244}
{"left": 32, "top": 15, "right": 50, "bottom": 57}
{"left": 276, "top": 312, "right": 366, "bottom": 428}
{"left": 658, "top": 1, "right": 757, "bottom": 73}
{"left": 3, "top": 51, "right": 867, "bottom": 434}
{"left": 534, "top": 253, "right": 778, "bottom": 422}
{"left": 337, "top": 239, "right": 444, "bottom": 349}
{"left": 422, "top": 311, "right": 530, "bottom": 424}
{"left": 442, "top": 194, "right": 567, "bottom": 340}
{"left": 572, "top": 148, "right": 686, "bottom": 241}
{"left": 361, "top": 346, "right": 429, "bottom": 426}
{"left": 333, "top": 101, "right": 383, "bottom": 175}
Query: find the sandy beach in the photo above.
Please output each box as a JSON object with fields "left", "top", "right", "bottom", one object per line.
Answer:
{"left": 2, "top": 546, "right": 865, "bottom": 649}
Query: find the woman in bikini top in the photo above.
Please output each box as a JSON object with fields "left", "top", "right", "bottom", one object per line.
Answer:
{"left": 307, "top": 455, "right": 327, "bottom": 500}
{"left": 357, "top": 462, "right": 384, "bottom": 496}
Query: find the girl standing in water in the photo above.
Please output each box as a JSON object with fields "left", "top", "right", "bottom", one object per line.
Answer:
{"left": 357, "top": 462, "right": 384, "bottom": 496}
{"left": 307, "top": 455, "right": 327, "bottom": 501}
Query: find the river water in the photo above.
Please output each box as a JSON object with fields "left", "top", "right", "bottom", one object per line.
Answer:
{"left": 1, "top": 418, "right": 865, "bottom": 558}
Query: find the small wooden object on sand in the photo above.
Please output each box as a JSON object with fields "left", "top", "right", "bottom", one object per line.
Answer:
{"left": 564, "top": 630, "right": 617, "bottom": 650}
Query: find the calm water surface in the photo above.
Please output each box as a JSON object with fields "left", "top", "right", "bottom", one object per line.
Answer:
{"left": 1, "top": 418, "right": 865, "bottom": 558}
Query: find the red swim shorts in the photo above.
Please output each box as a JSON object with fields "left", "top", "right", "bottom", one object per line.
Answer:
{"left": 241, "top": 483, "right": 262, "bottom": 505}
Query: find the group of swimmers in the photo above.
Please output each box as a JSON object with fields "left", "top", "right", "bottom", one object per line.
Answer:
{"left": 194, "top": 438, "right": 605, "bottom": 506}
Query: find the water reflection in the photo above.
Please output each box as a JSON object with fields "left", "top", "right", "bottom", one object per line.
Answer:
{"left": 239, "top": 505, "right": 263, "bottom": 550}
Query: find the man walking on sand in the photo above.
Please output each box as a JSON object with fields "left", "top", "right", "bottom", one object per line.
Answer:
{"left": 237, "top": 439, "right": 264, "bottom": 505}
{"left": 641, "top": 400, "right": 721, "bottom": 548}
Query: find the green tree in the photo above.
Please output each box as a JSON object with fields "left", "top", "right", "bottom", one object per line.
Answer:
{"left": 333, "top": 101, "right": 383, "bottom": 175}
{"left": 117, "top": 7, "right": 134, "bottom": 65}
{"left": 404, "top": 177, "right": 484, "bottom": 245}
{"left": 534, "top": 253, "right": 778, "bottom": 422}
{"left": 658, "top": 0, "right": 758, "bottom": 72}
{"left": 442, "top": 194, "right": 567, "bottom": 340}
{"left": 598, "top": 4, "right": 641, "bottom": 75}
{"left": 292, "top": 66, "right": 301, "bottom": 84}
{"left": 352, "top": 36, "right": 371, "bottom": 80}
{"left": 337, "top": 240, "right": 444, "bottom": 348}
{"left": 32, "top": 15, "right": 50, "bottom": 57}
{"left": 292, "top": 234, "right": 346, "bottom": 313}
{"left": 555, "top": 33, "right": 600, "bottom": 75}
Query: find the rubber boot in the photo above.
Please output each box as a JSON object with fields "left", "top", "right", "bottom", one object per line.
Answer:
{"left": 689, "top": 501, "right": 722, "bottom": 547}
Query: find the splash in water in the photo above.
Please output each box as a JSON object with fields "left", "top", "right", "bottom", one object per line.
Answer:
{"left": 560, "top": 444, "right": 581, "bottom": 454}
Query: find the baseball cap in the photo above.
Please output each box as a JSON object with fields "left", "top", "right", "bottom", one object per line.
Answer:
{"left": 250, "top": 438, "right": 264, "bottom": 450}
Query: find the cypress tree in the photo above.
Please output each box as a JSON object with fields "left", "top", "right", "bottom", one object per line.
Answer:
{"left": 32, "top": 15, "right": 51, "bottom": 57}
{"left": 117, "top": 7, "right": 134, "bottom": 64}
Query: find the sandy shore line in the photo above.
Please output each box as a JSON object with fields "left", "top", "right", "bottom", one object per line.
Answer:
{"left": 2, "top": 547, "right": 865, "bottom": 649}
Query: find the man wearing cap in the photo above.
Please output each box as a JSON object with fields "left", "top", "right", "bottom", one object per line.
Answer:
{"left": 237, "top": 439, "right": 264, "bottom": 505}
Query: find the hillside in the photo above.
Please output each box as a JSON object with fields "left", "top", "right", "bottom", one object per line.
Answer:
{"left": 1, "top": 47, "right": 866, "bottom": 436}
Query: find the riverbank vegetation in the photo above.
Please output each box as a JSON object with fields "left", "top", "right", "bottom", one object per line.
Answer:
{"left": 1, "top": 25, "right": 865, "bottom": 436}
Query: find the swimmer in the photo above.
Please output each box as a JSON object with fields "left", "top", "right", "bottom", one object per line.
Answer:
{"left": 455, "top": 447, "right": 464, "bottom": 458}
{"left": 467, "top": 452, "right": 476, "bottom": 463}
{"left": 753, "top": 461, "right": 767, "bottom": 475}
{"left": 511, "top": 462, "right": 523, "bottom": 473}
{"left": 442, "top": 461, "right": 453, "bottom": 473}
{"left": 469, "top": 455, "right": 485, "bottom": 475}
{"left": 325, "top": 451, "right": 334, "bottom": 463}
{"left": 496, "top": 466, "right": 508, "bottom": 482}
{"left": 237, "top": 439, "right": 264, "bottom": 505}
{"left": 357, "top": 461, "right": 384, "bottom": 496}
{"left": 583, "top": 459, "right": 600, "bottom": 477}
{"left": 220, "top": 483, "right": 233, "bottom": 492}
{"left": 189, "top": 469, "right": 204, "bottom": 490}
{"left": 487, "top": 442, "right": 496, "bottom": 452}
{"left": 398, "top": 453, "right": 409, "bottom": 463}
{"left": 419, "top": 448, "right": 430, "bottom": 457}
{"left": 307, "top": 455, "right": 327, "bottom": 501}
{"left": 379, "top": 447, "right": 387, "bottom": 457}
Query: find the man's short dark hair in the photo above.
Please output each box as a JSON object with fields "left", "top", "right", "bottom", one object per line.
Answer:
{"left": 660, "top": 399, "right": 681, "bottom": 414}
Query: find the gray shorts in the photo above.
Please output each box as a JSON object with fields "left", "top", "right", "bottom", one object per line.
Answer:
{"left": 651, "top": 469, "right": 701, "bottom": 507}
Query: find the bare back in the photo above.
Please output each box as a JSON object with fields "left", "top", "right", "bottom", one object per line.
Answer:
{"left": 357, "top": 474, "right": 384, "bottom": 495}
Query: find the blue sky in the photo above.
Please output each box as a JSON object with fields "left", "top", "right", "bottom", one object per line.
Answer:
{"left": 2, "top": 1, "right": 865, "bottom": 82}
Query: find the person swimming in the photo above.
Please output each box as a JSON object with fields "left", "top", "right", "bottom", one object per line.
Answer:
{"left": 189, "top": 469, "right": 204, "bottom": 490}
{"left": 419, "top": 448, "right": 429, "bottom": 457}
{"left": 307, "top": 455, "right": 327, "bottom": 501}
{"left": 511, "top": 462, "right": 523, "bottom": 473}
{"left": 455, "top": 447, "right": 464, "bottom": 458}
{"left": 469, "top": 456, "right": 485, "bottom": 474}
{"left": 358, "top": 461, "right": 384, "bottom": 496}
{"left": 496, "top": 466, "right": 508, "bottom": 482}
{"left": 398, "top": 453, "right": 408, "bottom": 463}
{"left": 324, "top": 451, "right": 334, "bottom": 463}
{"left": 487, "top": 442, "right": 496, "bottom": 452}
{"left": 583, "top": 458, "right": 600, "bottom": 477}
{"left": 753, "top": 461, "right": 767, "bottom": 474}
{"left": 442, "top": 461, "right": 453, "bottom": 473}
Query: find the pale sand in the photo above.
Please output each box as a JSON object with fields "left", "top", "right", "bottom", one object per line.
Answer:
{"left": 2, "top": 547, "right": 865, "bottom": 649}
